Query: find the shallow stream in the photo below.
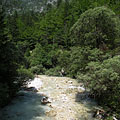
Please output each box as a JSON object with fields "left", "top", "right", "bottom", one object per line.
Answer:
{"left": 0, "top": 75, "right": 99, "bottom": 120}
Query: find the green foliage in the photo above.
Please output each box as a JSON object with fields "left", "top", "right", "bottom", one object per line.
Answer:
{"left": 57, "top": 49, "right": 70, "bottom": 71}
{"left": 2, "top": 0, "right": 120, "bottom": 116}
{"left": 30, "top": 65, "right": 46, "bottom": 75}
{"left": 8, "top": 11, "right": 20, "bottom": 42}
{"left": 71, "top": 6, "right": 120, "bottom": 48}
{"left": 30, "top": 43, "right": 61, "bottom": 74}
{"left": 0, "top": 6, "right": 19, "bottom": 107}
{"left": 77, "top": 55, "right": 120, "bottom": 113}
{"left": 0, "top": 6, "right": 33, "bottom": 107}
{"left": 45, "top": 66, "right": 61, "bottom": 76}
{"left": 57, "top": 47, "right": 111, "bottom": 78}
{"left": 68, "top": 47, "right": 90, "bottom": 77}
{"left": 17, "top": 67, "right": 34, "bottom": 86}
{"left": 30, "top": 44, "right": 52, "bottom": 68}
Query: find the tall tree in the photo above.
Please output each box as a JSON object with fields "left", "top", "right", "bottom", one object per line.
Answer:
{"left": 8, "top": 11, "right": 19, "bottom": 43}
{"left": 57, "top": 0, "right": 62, "bottom": 8}
{"left": 0, "top": 5, "right": 19, "bottom": 107}
{"left": 70, "top": 6, "right": 120, "bottom": 49}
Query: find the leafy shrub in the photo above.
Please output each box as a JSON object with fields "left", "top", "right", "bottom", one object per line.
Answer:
{"left": 30, "top": 44, "right": 47, "bottom": 67}
{"left": 30, "top": 44, "right": 60, "bottom": 69}
{"left": 77, "top": 55, "right": 120, "bottom": 113}
{"left": 30, "top": 65, "right": 46, "bottom": 74}
{"left": 57, "top": 49, "right": 71, "bottom": 74}
{"left": 45, "top": 66, "right": 61, "bottom": 76}
{"left": 67, "top": 47, "right": 90, "bottom": 77}
{"left": 57, "top": 46, "right": 111, "bottom": 78}
{"left": 17, "top": 67, "right": 34, "bottom": 86}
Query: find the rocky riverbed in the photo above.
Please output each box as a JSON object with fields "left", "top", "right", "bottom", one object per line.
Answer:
{"left": 0, "top": 75, "right": 99, "bottom": 120}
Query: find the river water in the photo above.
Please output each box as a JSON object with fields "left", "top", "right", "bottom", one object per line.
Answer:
{"left": 0, "top": 75, "right": 99, "bottom": 120}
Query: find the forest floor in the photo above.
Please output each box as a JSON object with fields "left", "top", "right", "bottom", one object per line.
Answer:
{"left": 0, "top": 75, "right": 98, "bottom": 120}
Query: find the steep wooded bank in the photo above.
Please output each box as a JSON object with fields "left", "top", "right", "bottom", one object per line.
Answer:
{"left": 0, "top": 5, "right": 34, "bottom": 107}
{"left": 0, "top": 0, "right": 120, "bottom": 119}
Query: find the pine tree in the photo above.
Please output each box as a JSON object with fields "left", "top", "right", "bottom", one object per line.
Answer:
{"left": 57, "top": 0, "right": 62, "bottom": 8}
{"left": 0, "top": 5, "right": 19, "bottom": 107}
{"left": 8, "top": 11, "right": 19, "bottom": 43}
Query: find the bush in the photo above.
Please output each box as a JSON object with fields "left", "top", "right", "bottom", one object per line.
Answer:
{"left": 17, "top": 67, "right": 34, "bottom": 86}
{"left": 77, "top": 55, "right": 120, "bottom": 114}
{"left": 57, "top": 49, "right": 71, "bottom": 74}
{"left": 30, "top": 44, "right": 60, "bottom": 69}
{"left": 57, "top": 46, "right": 111, "bottom": 78}
{"left": 45, "top": 66, "right": 61, "bottom": 76}
{"left": 67, "top": 47, "right": 90, "bottom": 77}
{"left": 30, "top": 65, "right": 46, "bottom": 74}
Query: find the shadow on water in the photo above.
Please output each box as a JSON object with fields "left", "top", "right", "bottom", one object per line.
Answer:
{"left": 75, "top": 91, "right": 98, "bottom": 120}
{"left": 0, "top": 90, "right": 52, "bottom": 120}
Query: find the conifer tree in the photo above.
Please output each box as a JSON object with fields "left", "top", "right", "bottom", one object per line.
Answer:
{"left": 57, "top": 0, "right": 62, "bottom": 8}
{"left": 8, "top": 11, "right": 19, "bottom": 43}
{"left": 0, "top": 5, "right": 19, "bottom": 107}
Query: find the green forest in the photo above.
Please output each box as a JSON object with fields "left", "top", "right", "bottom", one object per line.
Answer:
{"left": 0, "top": 0, "right": 120, "bottom": 119}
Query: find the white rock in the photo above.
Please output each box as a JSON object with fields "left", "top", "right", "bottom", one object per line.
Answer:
{"left": 68, "top": 81, "right": 73, "bottom": 84}
{"left": 113, "top": 116, "right": 118, "bottom": 120}
{"left": 78, "top": 86, "right": 85, "bottom": 91}
{"left": 27, "top": 77, "right": 42, "bottom": 90}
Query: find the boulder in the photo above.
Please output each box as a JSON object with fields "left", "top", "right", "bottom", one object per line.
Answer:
{"left": 41, "top": 96, "right": 51, "bottom": 105}
{"left": 25, "top": 87, "right": 38, "bottom": 92}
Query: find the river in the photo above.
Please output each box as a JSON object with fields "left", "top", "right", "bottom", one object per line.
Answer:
{"left": 0, "top": 75, "right": 99, "bottom": 120}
